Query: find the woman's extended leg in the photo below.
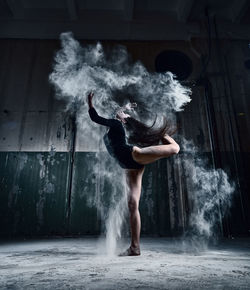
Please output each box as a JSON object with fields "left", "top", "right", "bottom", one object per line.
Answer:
{"left": 119, "top": 166, "right": 145, "bottom": 256}
{"left": 132, "top": 134, "right": 180, "bottom": 165}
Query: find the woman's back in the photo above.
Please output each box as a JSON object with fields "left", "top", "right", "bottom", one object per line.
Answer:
{"left": 88, "top": 107, "right": 143, "bottom": 169}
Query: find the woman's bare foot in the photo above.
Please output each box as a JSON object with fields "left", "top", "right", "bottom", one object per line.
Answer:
{"left": 118, "top": 246, "right": 141, "bottom": 256}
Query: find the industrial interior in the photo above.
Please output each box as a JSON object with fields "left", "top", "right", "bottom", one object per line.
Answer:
{"left": 0, "top": 0, "right": 250, "bottom": 289}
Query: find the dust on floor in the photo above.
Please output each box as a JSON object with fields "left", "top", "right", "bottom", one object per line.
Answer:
{"left": 0, "top": 237, "right": 249, "bottom": 289}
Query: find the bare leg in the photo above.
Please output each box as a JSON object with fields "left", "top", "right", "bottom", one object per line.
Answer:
{"left": 119, "top": 167, "right": 145, "bottom": 256}
{"left": 132, "top": 134, "right": 180, "bottom": 165}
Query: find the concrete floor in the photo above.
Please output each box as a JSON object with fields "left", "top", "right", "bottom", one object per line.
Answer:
{"left": 0, "top": 237, "right": 249, "bottom": 290}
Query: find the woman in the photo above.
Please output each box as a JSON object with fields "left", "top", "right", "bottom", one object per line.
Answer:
{"left": 87, "top": 92, "right": 180, "bottom": 256}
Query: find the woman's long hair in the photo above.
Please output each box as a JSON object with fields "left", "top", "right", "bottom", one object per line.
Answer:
{"left": 124, "top": 115, "right": 177, "bottom": 147}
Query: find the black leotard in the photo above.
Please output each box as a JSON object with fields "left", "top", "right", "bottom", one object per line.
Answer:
{"left": 88, "top": 107, "right": 144, "bottom": 169}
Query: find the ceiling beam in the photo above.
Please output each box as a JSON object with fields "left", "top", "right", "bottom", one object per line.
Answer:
{"left": 0, "top": 19, "right": 199, "bottom": 40}
{"left": 2, "top": 18, "right": 250, "bottom": 40}
{"left": 66, "top": 0, "right": 78, "bottom": 21}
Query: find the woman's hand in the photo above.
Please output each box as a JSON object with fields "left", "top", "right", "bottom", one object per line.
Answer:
{"left": 87, "top": 92, "right": 94, "bottom": 108}
{"left": 130, "top": 102, "right": 137, "bottom": 109}
{"left": 124, "top": 102, "right": 137, "bottom": 110}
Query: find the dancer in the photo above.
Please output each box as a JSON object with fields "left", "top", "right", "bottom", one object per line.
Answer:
{"left": 87, "top": 92, "right": 180, "bottom": 256}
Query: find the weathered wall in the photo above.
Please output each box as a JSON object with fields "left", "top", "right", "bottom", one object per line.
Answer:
{"left": 0, "top": 39, "right": 249, "bottom": 238}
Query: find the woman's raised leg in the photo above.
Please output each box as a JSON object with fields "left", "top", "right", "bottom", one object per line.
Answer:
{"left": 132, "top": 134, "right": 180, "bottom": 165}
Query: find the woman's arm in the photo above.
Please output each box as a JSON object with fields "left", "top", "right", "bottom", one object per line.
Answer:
{"left": 87, "top": 92, "right": 118, "bottom": 127}
{"left": 87, "top": 92, "right": 94, "bottom": 108}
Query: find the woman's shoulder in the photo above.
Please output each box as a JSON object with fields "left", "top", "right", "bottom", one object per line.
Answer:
{"left": 112, "top": 119, "right": 123, "bottom": 126}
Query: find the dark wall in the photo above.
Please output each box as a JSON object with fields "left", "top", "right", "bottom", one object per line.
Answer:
{"left": 0, "top": 39, "right": 249, "bottom": 238}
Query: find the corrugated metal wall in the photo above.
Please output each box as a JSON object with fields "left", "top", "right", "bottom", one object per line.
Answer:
{"left": 0, "top": 39, "right": 249, "bottom": 238}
